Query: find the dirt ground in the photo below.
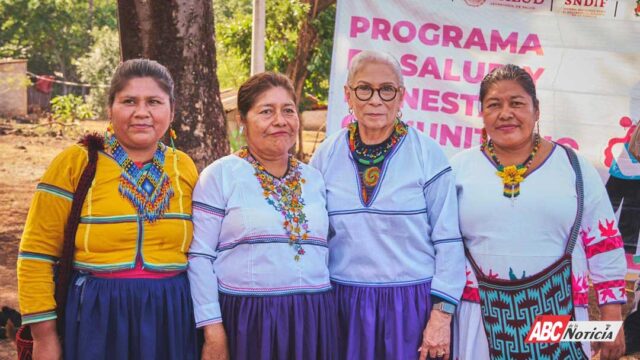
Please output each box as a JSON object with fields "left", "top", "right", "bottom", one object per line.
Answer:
{"left": 0, "top": 119, "right": 106, "bottom": 359}
{"left": 0, "top": 118, "right": 636, "bottom": 359}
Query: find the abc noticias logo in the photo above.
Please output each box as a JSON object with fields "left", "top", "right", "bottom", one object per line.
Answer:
{"left": 525, "top": 315, "right": 623, "bottom": 343}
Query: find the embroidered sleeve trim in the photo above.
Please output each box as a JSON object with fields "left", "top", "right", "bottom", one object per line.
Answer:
{"left": 432, "top": 237, "right": 462, "bottom": 245}
{"left": 21, "top": 310, "right": 57, "bottom": 325}
{"left": 585, "top": 236, "right": 624, "bottom": 259}
{"left": 187, "top": 252, "right": 217, "bottom": 260}
{"left": 18, "top": 251, "right": 58, "bottom": 263}
{"left": 193, "top": 201, "right": 225, "bottom": 217}
{"left": 430, "top": 289, "right": 460, "bottom": 305}
{"left": 593, "top": 279, "right": 627, "bottom": 304}
{"left": 423, "top": 167, "right": 452, "bottom": 191}
{"left": 196, "top": 317, "right": 222, "bottom": 328}
{"left": 36, "top": 183, "right": 73, "bottom": 201}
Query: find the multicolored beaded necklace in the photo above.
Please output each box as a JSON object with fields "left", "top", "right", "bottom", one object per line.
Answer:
{"left": 482, "top": 133, "right": 541, "bottom": 199}
{"left": 238, "top": 146, "right": 309, "bottom": 261}
{"left": 348, "top": 119, "right": 407, "bottom": 166}
{"left": 106, "top": 134, "right": 174, "bottom": 222}
{"left": 348, "top": 119, "right": 407, "bottom": 204}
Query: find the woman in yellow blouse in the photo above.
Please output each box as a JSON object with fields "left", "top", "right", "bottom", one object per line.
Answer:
{"left": 17, "top": 59, "right": 198, "bottom": 360}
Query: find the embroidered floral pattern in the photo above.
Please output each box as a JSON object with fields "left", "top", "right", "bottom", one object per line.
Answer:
{"left": 598, "top": 219, "right": 618, "bottom": 237}
{"left": 572, "top": 274, "right": 589, "bottom": 306}
{"left": 238, "top": 147, "right": 309, "bottom": 261}
{"left": 497, "top": 165, "right": 526, "bottom": 185}
{"left": 106, "top": 134, "right": 173, "bottom": 222}
{"left": 593, "top": 279, "right": 627, "bottom": 304}
{"left": 580, "top": 227, "right": 596, "bottom": 247}
{"left": 508, "top": 267, "right": 527, "bottom": 280}
{"left": 585, "top": 236, "right": 624, "bottom": 259}
{"left": 462, "top": 268, "right": 481, "bottom": 302}
{"left": 487, "top": 269, "right": 499, "bottom": 279}
{"left": 462, "top": 286, "right": 480, "bottom": 302}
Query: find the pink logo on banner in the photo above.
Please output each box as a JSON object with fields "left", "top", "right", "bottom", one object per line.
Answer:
{"left": 464, "top": 0, "right": 487, "bottom": 7}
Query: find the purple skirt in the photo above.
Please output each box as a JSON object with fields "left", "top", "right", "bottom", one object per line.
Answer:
{"left": 333, "top": 280, "right": 432, "bottom": 360}
{"left": 219, "top": 291, "right": 338, "bottom": 360}
{"left": 64, "top": 272, "right": 197, "bottom": 360}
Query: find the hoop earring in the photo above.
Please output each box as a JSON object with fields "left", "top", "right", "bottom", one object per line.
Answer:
{"left": 397, "top": 110, "right": 403, "bottom": 119}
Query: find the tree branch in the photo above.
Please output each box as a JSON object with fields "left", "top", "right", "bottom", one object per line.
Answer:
{"left": 316, "top": 0, "right": 335, "bottom": 13}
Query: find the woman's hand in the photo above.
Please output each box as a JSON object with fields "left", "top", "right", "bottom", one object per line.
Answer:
{"left": 31, "top": 320, "right": 61, "bottom": 360}
{"left": 418, "top": 309, "right": 452, "bottom": 360}
{"left": 592, "top": 304, "right": 625, "bottom": 360}
{"left": 201, "top": 323, "right": 230, "bottom": 360}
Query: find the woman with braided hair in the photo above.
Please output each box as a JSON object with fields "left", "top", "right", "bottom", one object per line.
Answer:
{"left": 17, "top": 59, "right": 198, "bottom": 360}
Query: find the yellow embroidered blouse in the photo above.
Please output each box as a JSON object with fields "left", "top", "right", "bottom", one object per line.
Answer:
{"left": 17, "top": 143, "right": 198, "bottom": 324}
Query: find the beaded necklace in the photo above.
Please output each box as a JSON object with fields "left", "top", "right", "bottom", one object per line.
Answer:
{"left": 482, "top": 133, "right": 541, "bottom": 199}
{"left": 348, "top": 119, "right": 407, "bottom": 165}
{"left": 106, "top": 134, "right": 173, "bottom": 222}
{"left": 238, "top": 146, "right": 309, "bottom": 261}
{"left": 349, "top": 119, "right": 408, "bottom": 204}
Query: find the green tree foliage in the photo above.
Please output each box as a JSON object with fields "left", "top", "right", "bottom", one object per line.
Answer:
{"left": 214, "top": 0, "right": 335, "bottom": 102}
{"left": 1, "top": 0, "right": 336, "bottom": 104}
{"left": 0, "top": 0, "right": 117, "bottom": 81}
{"left": 74, "top": 26, "right": 120, "bottom": 118}
{"left": 303, "top": 5, "right": 335, "bottom": 104}
{"left": 51, "top": 94, "right": 95, "bottom": 123}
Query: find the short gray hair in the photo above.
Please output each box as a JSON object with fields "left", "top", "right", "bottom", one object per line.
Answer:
{"left": 347, "top": 50, "right": 404, "bottom": 86}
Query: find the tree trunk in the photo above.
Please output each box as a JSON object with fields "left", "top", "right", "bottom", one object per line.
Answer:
{"left": 117, "top": 0, "right": 228, "bottom": 171}
{"left": 286, "top": 0, "right": 335, "bottom": 159}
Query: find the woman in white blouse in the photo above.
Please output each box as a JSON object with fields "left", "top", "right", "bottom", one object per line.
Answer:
{"left": 187, "top": 72, "right": 336, "bottom": 360}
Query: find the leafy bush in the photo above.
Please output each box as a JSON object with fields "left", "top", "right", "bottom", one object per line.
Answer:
{"left": 50, "top": 94, "right": 95, "bottom": 123}
{"left": 74, "top": 26, "right": 120, "bottom": 119}
{"left": 213, "top": 0, "right": 335, "bottom": 102}
{"left": 0, "top": 0, "right": 117, "bottom": 85}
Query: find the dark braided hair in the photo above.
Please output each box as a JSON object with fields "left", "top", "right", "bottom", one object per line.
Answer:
{"left": 53, "top": 133, "right": 104, "bottom": 334}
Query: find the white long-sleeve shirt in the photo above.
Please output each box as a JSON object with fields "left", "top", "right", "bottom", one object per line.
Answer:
{"left": 310, "top": 126, "right": 466, "bottom": 304}
{"left": 452, "top": 144, "right": 627, "bottom": 359}
{"left": 187, "top": 154, "right": 331, "bottom": 328}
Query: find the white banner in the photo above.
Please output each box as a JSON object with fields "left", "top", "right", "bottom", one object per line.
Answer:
{"left": 327, "top": 0, "right": 640, "bottom": 172}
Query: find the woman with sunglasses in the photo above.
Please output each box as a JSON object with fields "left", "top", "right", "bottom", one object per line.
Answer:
{"left": 310, "top": 50, "right": 465, "bottom": 360}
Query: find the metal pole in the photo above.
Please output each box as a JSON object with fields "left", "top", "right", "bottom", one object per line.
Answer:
{"left": 251, "top": 0, "right": 266, "bottom": 75}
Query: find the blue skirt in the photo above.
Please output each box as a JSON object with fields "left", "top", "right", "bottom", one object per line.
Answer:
{"left": 63, "top": 272, "right": 197, "bottom": 360}
{"left": 219, "top": 291, "right": 338, "bottom": 360}
{"left": 333, "top": 281, "right": 432, "bottom": 360}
